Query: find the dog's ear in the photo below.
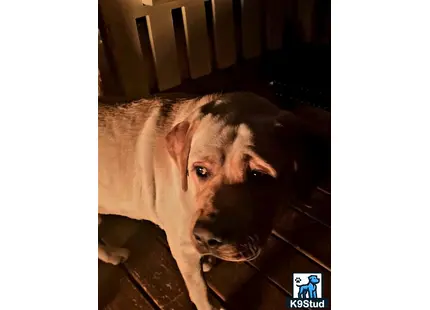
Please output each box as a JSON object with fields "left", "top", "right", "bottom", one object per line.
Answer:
{"left": 275, "top": 111, "right": 330, "bottom": 199}
{"left": 165, "top": 120, "right": 198, "bottom": 191}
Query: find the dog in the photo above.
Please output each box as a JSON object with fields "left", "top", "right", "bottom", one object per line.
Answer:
{"left": 297, "top": 275, "right": 320, "bottom": 298}
{"left": 98, "top": 92, "right": 324, "bottom": 310}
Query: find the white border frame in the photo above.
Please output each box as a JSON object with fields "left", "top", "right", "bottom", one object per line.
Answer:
{"left": 0, "top": 1, "right": 429, "bottom": 309}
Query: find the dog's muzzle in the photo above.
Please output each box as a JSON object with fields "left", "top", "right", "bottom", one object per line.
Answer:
{"left": 192, "top": 220, "right": 262, "bottom": 262}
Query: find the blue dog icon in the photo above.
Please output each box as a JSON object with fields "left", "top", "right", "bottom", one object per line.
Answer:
{"left": 296, "top": 275, "right": 320, "bottom": 298}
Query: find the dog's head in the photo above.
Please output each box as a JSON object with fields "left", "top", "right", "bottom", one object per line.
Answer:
{"left": 166, "top": 92, "right": 325, "bottom": 262}
{"left": 308, "top": 275, "right": 320, "bottom": 284}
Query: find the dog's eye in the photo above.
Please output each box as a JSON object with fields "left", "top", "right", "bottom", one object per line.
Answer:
{"left": 195, "top": 166, "right": 210, "bottom": 179}
{"left": 247, "top": 169, "right": 273, "bottom": 183}
{"left": 249, "top": 170, "right": 266, "bottom": 178}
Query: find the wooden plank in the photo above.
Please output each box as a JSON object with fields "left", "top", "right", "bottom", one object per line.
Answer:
{"left": 265, "top": 0, "right": 288, "bottom": 50}
{"left": 273, "top": 207, "right": 331, "bottom": 269}
{"left": 147, "top": 7, "right": 182, "bottom": 91}
{"left": 136, "top": 17, "right": 159, "bottom": 94}
{"left": 99, "top": 216, "right": 145, "bottom": 306}
{"left": 156, "top": 232, "right": 288, "bottom": 309}
{"left": 98, "top": 217, "right": 156, "bottom": 310}
{"left": 318, "top": 177, "right": 331, "bottom": 194}
{"left": 241, "top": 0, "right": 262, "bottom": 59}
{"left": 100, "top": 262, "right": 156, "bottom": 310}
{"left": 99, "top": 261, "right": 122, "bottom": 308}
{"left": 224, "top": 277, "right": 289, "bottom": 310}
{"left": 250, "top": 235, "right": 331, "bottom": 301}
{"left": 106, "top": 221, "right": 223, "bottom": 310}
{"left": 211, "top": 0, "right": 237, "bottom": 68}
{"left": 291, "top": 105, "right": 331, "bottom": 195}
{"left": 206, "top": 260, "right": 260, "bottom": 302}
{"left": 105, "top": 222, "right": 194, "bottom": 309}
{"left": 182, "top": 1, "right": 212, "bottom": 78}
{"left": 155, "top": 233, "right": 226, "bottom": 309}
{"left": 297, "top": 0, "right": 315, "bottom": 43}
{"left": 205, "top": 260, "right": 289, "bottom": 309}
{"left": 171, "top": 8, "right": 191, "bottom": 81}
{"left": 295, "top": 188, "right": 331, "bottom": 227}
{"left": 99, "top": 0, "right": 149, "bottom": 99}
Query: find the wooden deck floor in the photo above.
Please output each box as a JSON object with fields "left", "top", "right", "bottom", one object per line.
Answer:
{"left": 98, "top": 56, "right": 331, "bottom": 310}
{"left": 99, "top": 183, "right": 330, "bottom": 310}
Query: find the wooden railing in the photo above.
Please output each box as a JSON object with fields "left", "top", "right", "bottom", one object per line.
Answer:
{"left": 98, "top": 0, "right": 321, "bottom": 99}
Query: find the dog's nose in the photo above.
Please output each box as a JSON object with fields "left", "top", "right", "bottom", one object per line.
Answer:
{"left": 193, "top": 226, "right": 224, "bottom": 248}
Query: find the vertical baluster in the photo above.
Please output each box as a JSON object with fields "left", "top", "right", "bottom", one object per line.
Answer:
{"left": 182, "top": 1, "right": 212, "bottom": 78}
{"left": 265, "top": 0, "right": 288, "bottom": 50}
{"left": 99, "top": 0, "right": 149, "bottom": 99}
{"left": 147, "top": 7, "right": 182, "bottom": 91}
{"left": 297, "top": 0, "right": 315, "bottom": 43}
{"left": 211, "top": 0, "right": 237, "bottom": 68}
{"left": 241, "top": 0, "right": 262, "bottom": 59}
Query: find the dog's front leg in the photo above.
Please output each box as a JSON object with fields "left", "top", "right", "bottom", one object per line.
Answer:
{"left": 167, "top": 239, "right": 215, "bottom": 310}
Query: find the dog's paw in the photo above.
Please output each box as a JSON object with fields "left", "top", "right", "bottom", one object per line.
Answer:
{"left": 107, "top": 248, "right": 130, "bottom": 265}
{"left": 202, "top": 262, "right": 212, "bottom": 273}
{"left": 202, "top": 256, "right": 217, "bottom": 273}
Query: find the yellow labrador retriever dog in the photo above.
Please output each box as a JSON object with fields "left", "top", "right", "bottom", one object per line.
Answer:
{"left": 98, "top": 92, "right": 317, "bottom": 310}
